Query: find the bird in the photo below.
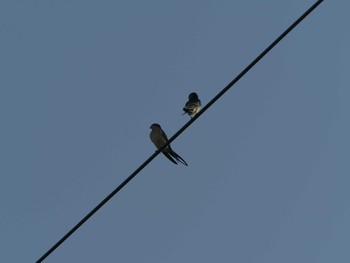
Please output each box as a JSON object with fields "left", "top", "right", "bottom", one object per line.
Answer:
{"left": 149, "top": 123, "right": 188, "bottom": 166}
{"left": 183, "top": 92, "right": 201, "bottom": 118}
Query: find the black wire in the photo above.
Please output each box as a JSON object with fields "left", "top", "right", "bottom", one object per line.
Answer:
{"left": 36, "top": 1, "right": 324, "bottom": 262}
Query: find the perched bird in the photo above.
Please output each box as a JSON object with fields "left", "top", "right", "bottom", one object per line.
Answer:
{"left": 150, "top": 123, "right": 188, "bottom": 166}
{"left": 183, "top": 92, "right": 201, "bottom": 118}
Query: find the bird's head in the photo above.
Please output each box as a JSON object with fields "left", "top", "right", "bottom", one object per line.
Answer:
{"left": 188, "top": 92, "right": 198, "bottom": 100}
{"left": 150, "top": 123, "right": 161, "bottom": 129}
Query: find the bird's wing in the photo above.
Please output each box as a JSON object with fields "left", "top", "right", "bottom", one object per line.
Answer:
{"left": 184, "top": 101, "right": 201, "bottom": 111}
{"left": 160, "top": 128, "right": 169, "bottom": 141}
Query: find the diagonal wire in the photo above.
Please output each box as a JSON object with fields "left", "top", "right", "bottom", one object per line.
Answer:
{"left": 36, "top": 1, "right": 324, "bottom": 262}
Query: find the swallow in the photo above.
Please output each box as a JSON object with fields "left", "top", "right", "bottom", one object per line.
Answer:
{"left": 150, "top": 123, "right": 188, "bottom": 166}
{"left": 183, "top": 92, "right": 201, "bottom": 118}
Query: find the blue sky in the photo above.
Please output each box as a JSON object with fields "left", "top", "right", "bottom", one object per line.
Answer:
{"left": 1, "top": 1, "right": 349, "bottom": 262}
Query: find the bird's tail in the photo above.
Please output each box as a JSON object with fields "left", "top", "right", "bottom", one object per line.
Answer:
{"left": 163, "top": 152, "right": 178, "bottom": 165}
{"left": 170, "top": 151, "right": 188, "bottom": 166}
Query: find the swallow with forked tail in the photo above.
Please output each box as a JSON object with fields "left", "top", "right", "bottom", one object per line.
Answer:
{"left": 150, "top": 123, "right": 188, "bottom": 166}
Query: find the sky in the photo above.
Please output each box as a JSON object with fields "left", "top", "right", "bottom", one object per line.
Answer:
{"left": 1, "top": 1, "right": 349, "bottom": 262}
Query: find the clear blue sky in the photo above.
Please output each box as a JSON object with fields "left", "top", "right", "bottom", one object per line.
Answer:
{"left": 1, "top": 1, "right": 349, "bottom": 262}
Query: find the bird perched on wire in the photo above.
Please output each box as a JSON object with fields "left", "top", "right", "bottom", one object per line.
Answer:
{"left": 150, "top": 123, "right": 188, "bottom": 166}
{"left": 183, "top": 92, "right": 201, "bottom": 118}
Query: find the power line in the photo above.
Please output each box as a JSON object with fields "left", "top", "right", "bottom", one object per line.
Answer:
{"left": 36, "top": 1, "right": 324, "bottom": 262}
